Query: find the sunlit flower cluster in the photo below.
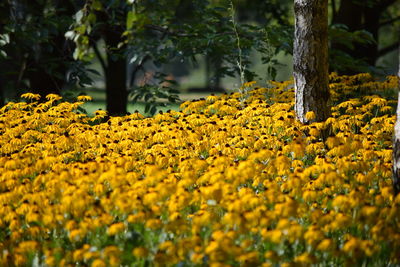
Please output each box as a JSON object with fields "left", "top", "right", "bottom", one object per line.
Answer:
{"left": 0, "top": 73, "right": 399, "bottom": 266}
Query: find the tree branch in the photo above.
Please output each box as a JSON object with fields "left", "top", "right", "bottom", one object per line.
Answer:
{"left": 379, "top": 41, "right": 400, "bottom": 57}
{"left": 379, "top": 16, "right": 400, "bottom": 28}
{"left": 144, "top": 24, "right": 196, "bottom": 38}
{"left": 144, "top": 24, "right": 235, "bottom": 38}
{"left": 129, "top": 54, "right": 150, "bottom": 87}
{"left": 331, "top": 0, "right": 337, "bottom": 23}
{"left": 92, "top": 42, "right": 107, "bottom": 73}
{"left": 378, "top": 0, "right": 397, "bottom": 9}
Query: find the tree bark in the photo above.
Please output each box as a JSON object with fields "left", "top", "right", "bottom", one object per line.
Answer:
{"left": 105, "top": 55, "right": 127, "bottom": 116}
{"left": 393, "top": 43, "right": 400, "bottom": 196}
{"left": 293, "top": 0, "right": 330, "bottom": 124}
{"left": 103, "top": 27, "right": 128, "bottom": 116}
{"left": 0, "top": 81, "right": 4, "bottom": 107}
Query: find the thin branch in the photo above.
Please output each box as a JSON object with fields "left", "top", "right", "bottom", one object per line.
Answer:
{"left": 379, "top": 41, "right": 400, "bottom": 57}
{"left": 379, "top": 16, "right": 400, "bottom": 28}
{"left": 331, "top": 0, "right": 337, "bottom": 23}
{"left": 378, "top": 0, "right": 397, "bottom": 9}
{"left": 359, "top": 15, "right": 400, "bottom": 29}
{"left": 92, "top": 42, "right": 107, "bottom": 73}
{"left": 144, "top": 24, "right": 235, "bottom": 38}
{"left": 16, "top": 57, "right": 27, "bottom": 90}
{"left": 144, "top": 24, "right": 195, "bottom": 38}
{"left": 129, "top": 54, "right": 150, "bottom": 87}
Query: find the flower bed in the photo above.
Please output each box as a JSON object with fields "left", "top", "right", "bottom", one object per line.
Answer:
{"left": 0, "top": 73, "right": 399, "bottom": 266}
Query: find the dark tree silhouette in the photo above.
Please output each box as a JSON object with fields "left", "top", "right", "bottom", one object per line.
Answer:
{"left": 331, "top": 0, "right": 399, "bottom": 74}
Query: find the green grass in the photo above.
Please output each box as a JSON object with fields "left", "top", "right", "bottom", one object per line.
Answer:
{"left": 81, "top": 101, "right": 180, "bottom": 116}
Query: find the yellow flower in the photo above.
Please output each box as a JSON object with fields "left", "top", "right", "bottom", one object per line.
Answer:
{"left": 73, "top": 248, "right": 85, "bottom": 262}
{"left": 264, "top": 250, "right": 280, "bottom": 262}
{"left": 191, "top": 252, "right": 204, "bottom": 264}
{"left": 69, "top": 229, "right": 84, "bottom": 242}
{"left": 244, "top": 81, "right": 257, "bottom": 87}
{"left": 294, "top": 252, "right": 316, "bottom": 264}
{"left": 342, "top": 237, "right": 361, "bottom": 257}
{"left": 91, "top": 259, "right": 107, "bottom": 267}
{"left": 206, "top": 94, "right": 219, "bottom": 103}
{"left": 46, "top": 94, "right": 62, "bottom": 101}
{"left": 305, "top": 111, "right": 316, "bottom": 121}
{"left": 0, "top": 74, "right": 399, "bottom": 265}
{"left": 14, "top": 253, "right": 27, "bottom": 266}
{"left": 21, "top": 92, "right": 41, "bottom": 100}
{"left": 145, "top": 219, "right": 162, "bottom": 230}
{"left": 360, "top": 240, "right": 377, "bottom": 257}
{"left": 45, "top": 256, "right": 56, "bottom": 266}
{"left": 94, "top": 109, "right": 108, "bottom": 117}
{"left": 104, "top": 245, "right": 121, "bottom": 258}
{"left": 304, "top": 226, "right": 324, "bottom": 247}
{"left": 133, "top": 247, "right": 148, "bottom": 258}
{"left": 77, "top": 95, "right": 92, "bottom": 102}
{"left": 316, "top": 239, "right": 334, "bottom": 251}
{"left": 267, "top": 229, "right": 283, "bottom": 244}
{"left": 107, "top": 222, "right": 125, "bottom": 236}
{"left": 17, "top": 241, "right": 38, "bottom": 253}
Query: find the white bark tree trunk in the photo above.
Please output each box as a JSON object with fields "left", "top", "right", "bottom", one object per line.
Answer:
{"left": 293, "top": 0, "right": 330, "bottom": 123}
{"left": 392, "top": 43, "right": 400, "bottom": 195}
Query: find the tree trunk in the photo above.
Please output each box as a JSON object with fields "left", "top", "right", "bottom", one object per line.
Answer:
{"left": 105, "top": 55, "right": 127, "bottom": 116}
{"left": 393, "top": 43, "right": 400, "bottom": 196}
{"left": 103, "top": 27, "right": 127, "bottom": 116}
{"left": 362, "top": 6, "right": 380, "bottom": 66}
{"left": 0, "top": 80, "right": 5, "bottom": 107}
{"left": 293, "top": 0, "right": 330, "bottom": 124}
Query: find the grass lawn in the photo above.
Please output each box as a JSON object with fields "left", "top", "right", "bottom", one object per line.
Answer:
{"left": 81, "top": 101, "right": 181, "bottom": 116}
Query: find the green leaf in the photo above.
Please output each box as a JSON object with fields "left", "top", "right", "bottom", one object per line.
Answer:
{"left": 92, "top": 0, "right": 103, "bottom": 11}
{"left": 73, "top": 49, "right": 80, "bottom": 60}
{"left": 150, "top": 106, "right": 157, "bottom": 115}
{"left": 155, "top": 91, "right": 168, "bottom": 98}
{"left": 132, "top": 94, "right": 141, "bottom": 103}
{"left": 76, "top": 25, "right": 86, "bottom": 35}
{"left": 144, "top": 103, "right": 150, "bottom": 113}
{"left": 168, "top": 95, "right": 179, "bottom": 103}
{"left": 127, "top": 11, "right": 136, "bottom": 30}
{"left": 64, "top": 30, "right": 76, "bottom": 40}
{"left": 0, "top": 34, "right": 10, "bottom": 46}
{"left": 0, "top": 50, "right": 7, "bottom": 58}
{"left": 144, "top": 93, "right": 153, "bottom": 102}
{"left": 87, "top": 13, "right": 97, "bottom": 24}
{"left": 75, "top": 10, "right": 84, "bottom": 23}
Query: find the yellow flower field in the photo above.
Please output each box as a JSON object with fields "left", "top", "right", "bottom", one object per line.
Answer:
{"left": 1, "top": 73, "right": 400, "bottom": 266}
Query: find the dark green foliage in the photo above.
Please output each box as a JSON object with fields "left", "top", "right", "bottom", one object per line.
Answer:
{"left": 130, "top": 81, "right": 180, "bottom": 116}
{"left": 329, "top": 24, "right": 377, "bottom": 73}
{"left": 0, "top": 1, "right": 96, "bottom": 101}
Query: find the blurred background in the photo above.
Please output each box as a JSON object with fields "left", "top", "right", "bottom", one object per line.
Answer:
{"left": 0, "top": 0, "right": 399, "bottom": 116}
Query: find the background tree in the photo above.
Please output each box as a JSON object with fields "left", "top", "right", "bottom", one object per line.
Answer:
{"left": 69, "top": 0, "right": 288, "bottom": 115}
{"left": 0, "top": 0, "right": 91, "bottom": 102}
{"left": 90, "top": 1, "right": 129, "bottom": 115}
{"left": 1, "top": 0, "right": 398, "bottom": 115}
{"left": 293, "top": 0, "right": 330, "bottom": 123}
{"left": 330, "top": 0, "right": 400, "bottom": 74}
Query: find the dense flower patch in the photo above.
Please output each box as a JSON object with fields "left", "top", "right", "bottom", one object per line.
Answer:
{"left": 0, "top": 73, "right": 399, "bottom": 266}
